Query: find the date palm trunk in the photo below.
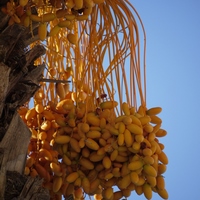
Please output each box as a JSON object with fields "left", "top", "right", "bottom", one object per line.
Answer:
{"left": 0, "top": 3, "right": 50, "bottom": 200}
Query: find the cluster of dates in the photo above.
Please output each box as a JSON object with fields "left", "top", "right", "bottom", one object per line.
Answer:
{"left": 18, "top": 88, "right": 168, "bottom": 200}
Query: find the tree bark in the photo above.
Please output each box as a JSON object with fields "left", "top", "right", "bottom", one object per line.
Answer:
{"left": 0, "top": 5, "right": 50, "bottom": 199}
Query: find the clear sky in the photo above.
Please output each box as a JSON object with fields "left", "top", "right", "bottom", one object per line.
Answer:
{"left": 127, "top": 0, "right": 200, "bottom": 199}
{"left": 84, "top": 0, "right": 200, "bottom": 199}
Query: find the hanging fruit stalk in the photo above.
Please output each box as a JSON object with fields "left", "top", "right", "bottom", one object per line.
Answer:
{"left": 14, "top": 0, "right": 169, "bottom": 199}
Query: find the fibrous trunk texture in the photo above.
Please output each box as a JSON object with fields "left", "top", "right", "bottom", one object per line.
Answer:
{"left": 0, "top": 6, "right": 49, "bottom": 200}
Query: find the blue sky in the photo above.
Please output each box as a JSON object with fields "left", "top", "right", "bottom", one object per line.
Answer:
{"left": 129, "top": 0, "right": 200, "bottom": 199}
{"left": 84, "top": 1, "right": 200, "bottom": 199}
